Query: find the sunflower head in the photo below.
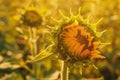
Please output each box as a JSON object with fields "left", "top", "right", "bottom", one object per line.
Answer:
{"left": 53, "top": 9, "right": 105, "bottom": 64}
{"left": 20, "top": 6, "right": 42, "bottom": 27}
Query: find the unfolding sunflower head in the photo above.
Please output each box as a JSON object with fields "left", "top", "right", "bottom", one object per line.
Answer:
{"left": 21, "top": 7, "right": 42, "bottom": 27}
{"left": 53, "top": 9, "right": 106, "bottom": 64}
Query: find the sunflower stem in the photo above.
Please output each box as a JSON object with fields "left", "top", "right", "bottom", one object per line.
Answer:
{"left": 61, "top": 61, "right": 69, "bottom": 80}
{"left": 29, "top": 27, "right": 42, "bottom": 80}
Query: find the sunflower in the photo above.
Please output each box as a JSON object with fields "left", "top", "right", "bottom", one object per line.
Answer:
{"left": 22, "top": 10, "right": 42, "bottom": 27}
{"left": 53, "top": 9, "right": 106, "bottom": 62}
{"left": 17, "top": 5, "right": 42, "bottom": 27}
{"left": 60, "top": 22, "right": 104, "bottom": 60}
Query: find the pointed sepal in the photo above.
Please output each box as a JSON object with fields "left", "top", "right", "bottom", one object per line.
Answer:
{"left": 90, "top": 18, "right": 103, "bottom": 32}
{"left": 84, "top": 14, "right": 91, "bottom": 24}
{"left": 96, "top": 30, "right": 107, "bottom": 38}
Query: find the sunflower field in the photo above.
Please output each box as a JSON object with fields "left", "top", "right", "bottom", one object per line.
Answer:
{"left": 0, "top": 0, "right": 120, "bottom": 80}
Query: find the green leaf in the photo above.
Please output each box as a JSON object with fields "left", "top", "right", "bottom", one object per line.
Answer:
{"left": 29, "top": 44, "right": 55, "bottom": 62}
{"left": 30, "top": 51, "right": 54, "bottom": 62}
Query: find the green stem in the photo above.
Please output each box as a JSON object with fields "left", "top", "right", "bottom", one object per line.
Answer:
{"left": 32, "top": 28, "right": 37, "bottom": 79}
{"left": 32, "top": 28, "right": 37, "bottom": 56}
{"left": 28, "top": 27, "right": 34, "bottom": 55}
{"left": 29, "top": 27, "right": 42, "bottom": 80}
{"left": 61, "top": 61, "right": 69, "bottom": 80}
{"left": 37, "top": 31, "right": 45, "bottom": 79}
{"left": 29, "top": 27, "right": 36, "bottom": 75}
{"left": 33, "top": 28, "right": 42, "bottom": 80}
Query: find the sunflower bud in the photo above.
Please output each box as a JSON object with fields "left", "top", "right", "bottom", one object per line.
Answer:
{"left": 53, "top": 9, "right": 105, "bottom": 63}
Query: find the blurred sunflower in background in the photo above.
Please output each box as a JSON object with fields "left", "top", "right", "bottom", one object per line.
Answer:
{"left": 17, "top": 6, "right": 42, "bottom": 27}
{"left": 21, "top": 7, "right": 42, "bottom": 27}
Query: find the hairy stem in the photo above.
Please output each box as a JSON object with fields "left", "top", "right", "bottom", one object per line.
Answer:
{"left": 29, "top": 27, "right": 42, "bottom": 80}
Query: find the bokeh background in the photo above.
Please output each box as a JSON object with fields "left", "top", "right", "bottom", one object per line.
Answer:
{"left": 0, "top": 0, "right": 120, "bottom": 80}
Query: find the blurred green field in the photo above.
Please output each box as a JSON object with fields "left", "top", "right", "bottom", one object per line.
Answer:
{"left": 0, "top": 0, "right": 120, "bottom": 80}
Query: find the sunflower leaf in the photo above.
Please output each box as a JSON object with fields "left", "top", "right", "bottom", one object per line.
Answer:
{"left": 28, "top": 44, "right": 55, "bottom": 62}
{"left": 30, "top": 51, "right": 54, "bottom": 63}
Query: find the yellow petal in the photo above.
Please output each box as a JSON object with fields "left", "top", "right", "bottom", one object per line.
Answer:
{"left": 80, "top": 49, "right": 90, "bottom": 58}
{"left": 90, "top": 54, "right": 105, "bottom": 59}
